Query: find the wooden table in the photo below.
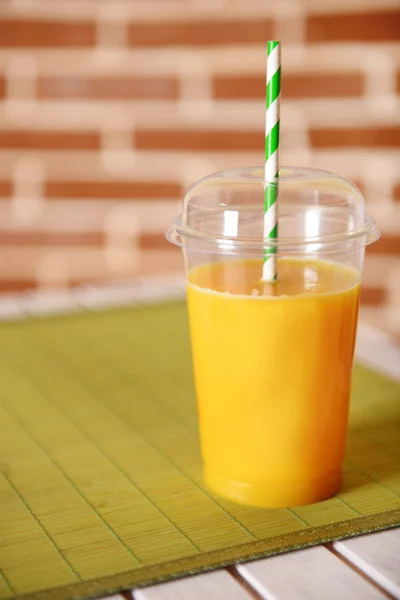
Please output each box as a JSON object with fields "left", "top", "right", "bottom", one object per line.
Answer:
{"left": 128, "top": 528, "right": 400, "bottom": 599}
{"left": 2, "top": 277, "right": 399, "bottom": 600}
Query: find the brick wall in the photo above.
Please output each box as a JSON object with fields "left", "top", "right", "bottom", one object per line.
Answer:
{"left": 0, "top": 0, "right": 399, "bottom": 334}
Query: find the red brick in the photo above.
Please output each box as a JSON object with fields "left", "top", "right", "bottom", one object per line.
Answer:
{"left": 310, "top": 127, "right": 400, "bottom": 148}
{"left": 214, "top": 73, "right": 364, "bottom": 99}
{"left": 0, "top": 130, "right": 99, "bottom": 151}
{"left": 135, "top": 129, "right": 263, "bottom": 151}
{"left": 129, "top": 20, "right": 273, "bottom": 46}
{"left": 0, "top": 279, "right": 37, "bottom": 292}
{"left": 0, "top": 20, "right": 95, "bottom": 47}
{"left": 38, "top": 76, "right": 178, "bottom": 100}
{"left": 360, "top": 286, "right": 386, "bottom": 306}
{"left": 366, "top": 236, "right": 400, "bottom": 255}
{"left": 307, "top": 11, "right": 400, "bottom": 42}
{"left": 0, "top": 231, "right": 104, "bottom": 247}
{"left": 139, "top": 233, "right": 172, "bottom": 251}
{"left": 0, "top": 181, "right": 12, "bottom": 198}
{"left": 45, "top": 181, "right": 181, "bottom": 200}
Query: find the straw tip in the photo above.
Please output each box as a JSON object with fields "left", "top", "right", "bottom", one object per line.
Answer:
{"left": 267, "top": 40, "right": 280, "bottom": 51}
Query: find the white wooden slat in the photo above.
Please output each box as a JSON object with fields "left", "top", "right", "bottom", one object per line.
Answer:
{"left": 334, "top": 529, "right": 400, "bottom": 599}
{"left": 73, "top": 274, "right": 185, "bottom": 310}
{"left": 23, "top": 290, "right": 81, "bottom": 317}
{"left": 0, "top": 294, "right": 26, "bottom": 321}
{"left": 236, "top": 546, "right": 387, "bottom": 600}
{"left": 356, "top": 322, "right": 400, "bottom": 382}
{"left": 360, "top": 306, "right": 400, "bottom": 344}
{"left": 0, "top": 272, "right": 185, "bottom": 320}
{"left": 134, "top": 570, "right": 252, "bottom": 600}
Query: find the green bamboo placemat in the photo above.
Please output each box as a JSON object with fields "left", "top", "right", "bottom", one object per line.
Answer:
{"left": 0, "top": 301, "right": 399, "bottom": 600}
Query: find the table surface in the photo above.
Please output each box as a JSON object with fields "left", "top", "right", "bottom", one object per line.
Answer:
{"left": 1, "top": 274, "right": 399, "bottom": 600}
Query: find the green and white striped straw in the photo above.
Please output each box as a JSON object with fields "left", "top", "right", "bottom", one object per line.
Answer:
{"left": 263, "top": 40, "right": 281, "bottom": 281}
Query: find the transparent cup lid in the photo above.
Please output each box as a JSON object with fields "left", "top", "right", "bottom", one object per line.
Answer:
{"left": 167, "top": 166, "right": 380, "bottom": 255}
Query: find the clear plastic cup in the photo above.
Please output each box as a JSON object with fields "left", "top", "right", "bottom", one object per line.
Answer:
{"left": 167, "top": 166, "right": 380, "bottom": 508}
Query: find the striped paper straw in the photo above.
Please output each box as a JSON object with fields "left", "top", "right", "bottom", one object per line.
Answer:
{"left": 262, "top": 41, "right": 281, "bottom": 281}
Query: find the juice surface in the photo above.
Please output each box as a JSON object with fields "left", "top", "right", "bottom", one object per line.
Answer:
{"left": 187, "top": 258, "right": 360, "bottom": 507}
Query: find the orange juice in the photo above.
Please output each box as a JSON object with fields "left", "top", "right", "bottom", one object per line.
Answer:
{"left": 187, "top": 257, "right": 360, "bottom": 507}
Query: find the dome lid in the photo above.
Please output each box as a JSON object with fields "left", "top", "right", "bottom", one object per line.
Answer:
{"left": 167, "top": 166, "right": 379, "bottom": 254}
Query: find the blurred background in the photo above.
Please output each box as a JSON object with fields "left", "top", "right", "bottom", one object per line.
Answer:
{"left": 0, "top": 0, "right": 399, "bottom": 334}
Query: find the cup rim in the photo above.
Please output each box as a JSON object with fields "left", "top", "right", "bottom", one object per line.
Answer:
{"left": 167, "top": 213, "right": 380, "bottom": 251}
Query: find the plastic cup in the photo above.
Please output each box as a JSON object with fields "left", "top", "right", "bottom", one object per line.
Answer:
{"left": 167, "top": 166, "right": 380, "bottom": 508}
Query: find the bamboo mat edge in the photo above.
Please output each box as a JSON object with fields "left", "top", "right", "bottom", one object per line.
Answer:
{"left": 13, "top": 509, "right": 400, "bottom": 600}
